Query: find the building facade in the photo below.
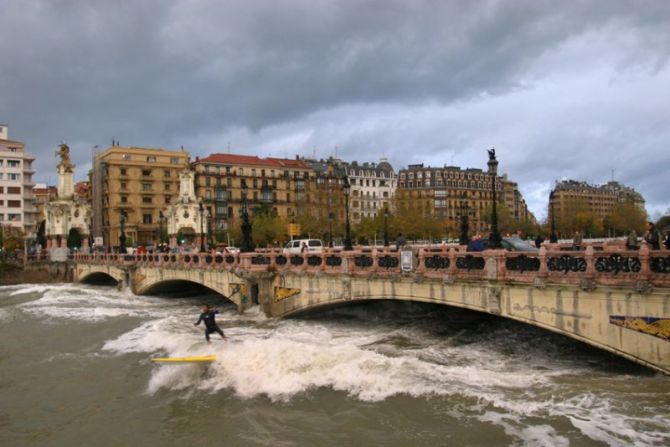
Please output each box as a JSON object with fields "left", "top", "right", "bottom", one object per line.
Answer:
{"left": 549, "top": 179, "right": 646, "bottom": 227}
{"left": 343, "top": 159, "right": 396, "bottom": 224}
{"left": 397, "top": 163, "right": 533, "bottom": 235}
{"left": 192, "top": 153, "right": 313, "bottom": 234}
{"left": 0, "top": 124, "right": 37, "bottom": 238}
{"left": 91, "top": 146, "right": 190, "bottom": 248}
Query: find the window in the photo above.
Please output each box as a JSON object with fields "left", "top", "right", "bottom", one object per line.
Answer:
{"left": 142, "top": 183, "right": 152, "bottom": 191}
{"left": 147, "top": 156, "right": 156, "bottom": 163}
{"left": 163, "top": 169, "right": 171, "bottom": 177}
{"left": 142, "top": 196, "right": 152, "bottom": 204}
{"left": 142, "top": 169, "right": 152, "bottom": 177}
{"left": 7, "top": 173, "right": 20, "bottom": 181}
{"left": 121, "top": 182, "right": 127, "bottom": 190}
{"left": 7, "top": 187, "right": 21, "bottom": 194}
{"left": 205, "top": 177, "right": 211, "bottom": 187}
{"left": 121, "top": 196, "right": 128, "bottom": 203}
{"left": 205, "top": 190, "right": 211, "bottom": 200}
{"left": 8, "top": 214, "right": 21, "bottom": 222}
{"left": 7, "top": 160, "right": 20, "bottom": 167}
{"left": 120, "top": 168, "right": 127, "bottom": 176}
{"left": 164, "top": 196, "right": 171, "bottom": 205}
{"left": 170, "top": 157, "right": 179, "bottom": 165}
{"left": 164, "top": 183, "right": 171, "bottom": 191}
{"left": 0, "top": 160, "right": 3, "bottom": 166}
{"left": 122, "top": 154, "right": 131, "bottom": 160}
{"left": 143, "top": 214, "right": 153, "bottom": 224}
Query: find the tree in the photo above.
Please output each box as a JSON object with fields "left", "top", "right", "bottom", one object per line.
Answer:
{"left": 604, "top": 200, "right": 646, "bottom": 237}
{"left": 36, "top": 220, "right": 47, "bottom": 248}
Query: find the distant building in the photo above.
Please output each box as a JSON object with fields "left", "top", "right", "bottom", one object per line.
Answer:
{"left": 32, "top": 183, "right": 58, "bottom": 222}
{"left": 192, "top": 153, "right": 313, "bottom": 233}
{"left": 0, "top": 124, "right": 37, "bottom": 238}
{"left": 397, "top": 163, "right": 534, "bottom": 235}
{"left": 343, "top": 159, "right": 397, "bottom": 224}
{"left": 91, "top": 146, "right": 190, "bottom": 247}
{"left": 549, "top": 179, "right": 646, "bottom": 225}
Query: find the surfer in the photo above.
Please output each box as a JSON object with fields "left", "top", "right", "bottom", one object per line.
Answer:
{"left": 194, "top": 304, "right": 227, "bottom": 342}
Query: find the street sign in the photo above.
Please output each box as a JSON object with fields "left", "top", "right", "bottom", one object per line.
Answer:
{"left": 288, "top": 223, "right": 301, "bottom": 237}
{"left": 401, "top": 250, "right": 413, "bottom": 272}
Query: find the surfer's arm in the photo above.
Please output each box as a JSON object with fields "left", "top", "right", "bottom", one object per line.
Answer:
{"left": 194, "top": 314, "right": 203, "bottom": 326}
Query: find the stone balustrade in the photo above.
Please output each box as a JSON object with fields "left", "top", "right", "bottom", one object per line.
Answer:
{"left": 74, "top": 244, "right": 670, "bottom": 289}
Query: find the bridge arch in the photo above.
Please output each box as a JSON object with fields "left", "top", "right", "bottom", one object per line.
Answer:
{"left": 79, "top": 271, "right": 119, "bottom": 286}
{"left": 132, "top": 266, "right": 249, "bottom": 311}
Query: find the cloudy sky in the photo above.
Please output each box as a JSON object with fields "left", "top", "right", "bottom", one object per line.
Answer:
{"left": 2, "top": 0, "right": 669, "bottom": 219}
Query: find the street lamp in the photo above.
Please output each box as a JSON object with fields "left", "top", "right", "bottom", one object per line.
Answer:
{"left": 328, "top": 211, "right": 335, "bottom": 247}
{"left": 342, "top": 176, "right": 353, "bottom": 251}
{"left": 383, "top": 205, "right": 389, "bottom": 247}
{"left": 459, "top": 192, "right": 470, "bottom": 246}
{"left": 119, "top": 211, "right": 127, "bottom": 254}
{"left": 207, "top": 208, "right": 212, "bottom": 249}
{"left": 487, "top": 148, "right": 502, "bottom": 249}
{"left": 158, "top": 210, "right": 164, "bottom": 250}
{"left": 549, "top": 191, "right": 558, "bottom": 243}
{"left": 198, "top": 202, "right": 205, "bottom": 252}
{"left": 240, "top": 182, "right": 254, "bottom": 253}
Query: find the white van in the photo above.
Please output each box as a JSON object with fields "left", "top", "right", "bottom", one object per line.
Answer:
{"left": 283, "top": 239, "right": 323, "bottom": 255}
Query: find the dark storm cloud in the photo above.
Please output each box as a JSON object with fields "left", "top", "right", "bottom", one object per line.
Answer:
{"left": 1, "top": 0, "right": 669, "bottom": 217}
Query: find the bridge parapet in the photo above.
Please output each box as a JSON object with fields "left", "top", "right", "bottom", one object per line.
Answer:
{"left": 74, "top": 244, "right": 670, "bottom": 289}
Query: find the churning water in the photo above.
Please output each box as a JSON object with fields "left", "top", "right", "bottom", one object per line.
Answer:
{"left": 1, "top": 282, "right": 668, "bottom": 446}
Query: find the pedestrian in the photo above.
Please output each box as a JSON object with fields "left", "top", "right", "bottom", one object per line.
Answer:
{"left": 643, "top": 222, "right": 660, "bottom": 250}
{"left": 194, "top": 304, "right": 226, "bottom": 342}
{"left": 534, "top": 234, "right": 544, "bottom": 249}
{"left": 572, "top": 231, "right": 582, "bottom": 251}
{"left": 664, "top": 228, "right": 670, "bottom": 250}
{"left": 396, "top": 233, "right": 407, "bottom": 250}
{"left": 626, "top": 229, "right": 638, "bottom": 250}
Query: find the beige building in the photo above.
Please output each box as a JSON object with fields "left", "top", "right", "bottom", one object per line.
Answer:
{"left": 91, "top": 146, "right": 190, "bottom": 248}
{"left": 397, "top": 163, "right": 534, "bottom": 235}
{"left": 192, "top": 153, "right": 313, "bottom": 234}
{"left": 549, "top": 179, "right": 646, "bottom": 228}
{"left": 0, "top": 124, "right": 37, "bottom": 238}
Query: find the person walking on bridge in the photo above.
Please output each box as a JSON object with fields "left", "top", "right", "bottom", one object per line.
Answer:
{"left": 195, "top": 304, "right": 227, "bottom": 342}
{"left": 644, "top": 222, "right": 660, "bottom": 250}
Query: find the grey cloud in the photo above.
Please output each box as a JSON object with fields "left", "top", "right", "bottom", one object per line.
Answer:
{"left": 1, "top": 0, "right": 669, "bottom": 217}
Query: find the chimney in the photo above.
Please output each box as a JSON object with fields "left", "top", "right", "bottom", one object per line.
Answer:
{"left": 0, "top": 124, "right": 8, "bottom": 140}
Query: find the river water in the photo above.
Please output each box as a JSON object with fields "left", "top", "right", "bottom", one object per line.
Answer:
{"left": 0, "top": 282, "right": 668, "bottom": 446}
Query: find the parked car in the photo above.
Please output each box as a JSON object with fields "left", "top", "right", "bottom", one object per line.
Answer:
{"left": 283, "top": 239, "right": 323, "bottom": 255}
{"left": 468, "top": 237, "right": 538, "bottom": 253}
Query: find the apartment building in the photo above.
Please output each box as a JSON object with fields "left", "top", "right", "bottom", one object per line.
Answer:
{"left": 191, "top": 153, "right": 312, "bottom": 233}
{"left": 397, "top": 163, "right": 533, "bottom": 234}
{"left": 0, "top": 124, "right": 37, "bottom": 238}
{"left": 549, "top": 179, "right": 646, "bottom": 224}
{"left": 343, "top": 159, "right": 396, "bottom": 224}
{"left": 91, "top": 146, "right": 190, "bottom": 247}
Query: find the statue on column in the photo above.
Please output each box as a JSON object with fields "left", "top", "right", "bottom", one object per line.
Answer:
{"left": 56, "top": 143, "right": 74, "bottom": 173}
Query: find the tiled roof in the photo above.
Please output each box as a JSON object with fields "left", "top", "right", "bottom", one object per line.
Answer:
{"left": 196, "top": 153, "right": 309, "bottom": 169}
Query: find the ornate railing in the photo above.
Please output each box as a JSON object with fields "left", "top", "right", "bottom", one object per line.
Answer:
{"left": 73, "top": 244, "right": 670, "bottom": 287}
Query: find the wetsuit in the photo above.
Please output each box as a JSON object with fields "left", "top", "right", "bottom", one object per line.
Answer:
{"left": 195, "top": 310, "right": 225, "bottom": 341}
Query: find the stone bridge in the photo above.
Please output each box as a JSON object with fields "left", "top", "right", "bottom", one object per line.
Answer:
{"left": 74, "top": 244, "right": 670, "bottom": 374}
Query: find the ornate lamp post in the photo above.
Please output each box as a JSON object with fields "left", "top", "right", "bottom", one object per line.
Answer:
{"left": 342, "top": 176, "right": 353, "bottom": 251}
{"left": 207, "top": 208, "right": 213, "bottom": 249}
{"left": 383, "top": 205, "right": 389, "bottom": 247}
{"left": 459, "top": 192, "right": 470, "bottom": 246}
{"left": 240, "top": 182, "right": 254, "bottom": 252}
{"left": 158, "top": 211, "right": 164, "bottom": 250}
{"left": 119, "top": 211, "right": 127, "bottom": 254}
{"left": 549, "top": 191, "right": 558, "bottom": 243}
{"left": 198, "top": 202, "right": 206, "bottom": 252}
{"left": 487, "top": 149, "right": 502, "bottom": 249}
{"left": 328, "top": 211, "right": 335, "bottom": 248}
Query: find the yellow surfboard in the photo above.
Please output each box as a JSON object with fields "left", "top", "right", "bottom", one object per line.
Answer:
{"left": 151, "top": 355, "right": 216, "bottom": 364}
